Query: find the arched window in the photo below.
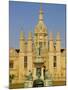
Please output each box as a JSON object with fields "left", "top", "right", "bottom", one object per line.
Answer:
{"left": 24, "top": 56, "right": 27, "bottom": 68}
{"left": 53, "top": 56, "right": 57, "bottom": 67}
{"left": 10, "top": 60, "right": 13, "bottom": 68}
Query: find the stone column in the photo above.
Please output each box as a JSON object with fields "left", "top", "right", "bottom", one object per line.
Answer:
{"left": 33, "top": 68, "right": 36, "bottom": 80}
{"left": 41, "top": 68, "right": 44, "bottom": 80}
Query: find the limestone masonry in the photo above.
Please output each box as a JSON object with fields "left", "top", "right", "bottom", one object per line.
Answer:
{"left": 9, "top": 5, "right": 66, "bottom": 87}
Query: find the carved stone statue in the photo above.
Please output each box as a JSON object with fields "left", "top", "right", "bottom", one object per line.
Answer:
{"left": 27, "top": 71, "right": 33, "bottom": 80}
{"left": 36, "top": 46, "right": 41, "bottom": 56}
{"left": 25, "top": 71, "right": 33, "bottom": 81}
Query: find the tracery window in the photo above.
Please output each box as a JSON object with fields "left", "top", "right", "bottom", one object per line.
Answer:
{"left": 24, "top": 56, "right": 27, "bottom": 68}
{"left": 53, "top": 56, "right": 57, "bottom": 67}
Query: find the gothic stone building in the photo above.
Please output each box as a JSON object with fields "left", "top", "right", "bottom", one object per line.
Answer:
{"left": 9, "top": 6, "right": 66, "bottom": 87}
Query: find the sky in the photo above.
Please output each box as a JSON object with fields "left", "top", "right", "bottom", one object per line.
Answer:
{"left": 9, "top": 1, "right": 66, "bottom": 49}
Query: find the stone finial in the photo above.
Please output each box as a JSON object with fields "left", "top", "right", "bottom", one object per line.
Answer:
{"left": 28, "top": 32, "right": 32, "bottom": 40}
{"left": 49, "top": 32, "right": 54, "bottom": 52}
{"left": 56, "top": 32, "right": 60, "bottom": 41}
{"left": 20, "top": 31, "right": 25, "bottom": 40}
{"left": 49, "top": 32, "right": 53, "bottom": 40}
{"left": 56, "top": 32, "right": 61, "bottom": 51}
{"left": 39, "top": 4, "right": 44, "bottom": 22}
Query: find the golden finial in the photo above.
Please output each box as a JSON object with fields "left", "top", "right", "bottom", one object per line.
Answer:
{"left": 49, "top": 32, "right": 53, "bottom": 40}
{"left": 39, "top": 3, "right": 43, "bottom": 21}
{"left": 56, "top": 32, "right": 60, "bottom": 40}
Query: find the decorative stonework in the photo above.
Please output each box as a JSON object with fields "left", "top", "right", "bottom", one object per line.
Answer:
{"left": 9, "top": 4, "right": 66, "bottom": 88}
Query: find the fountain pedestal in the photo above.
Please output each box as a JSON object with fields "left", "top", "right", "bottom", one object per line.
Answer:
{"left": 44, "top": 79, "right": 52, "bottom": 86}
{"left": 24, "top": 80, "right": 33, "bottom": 88}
